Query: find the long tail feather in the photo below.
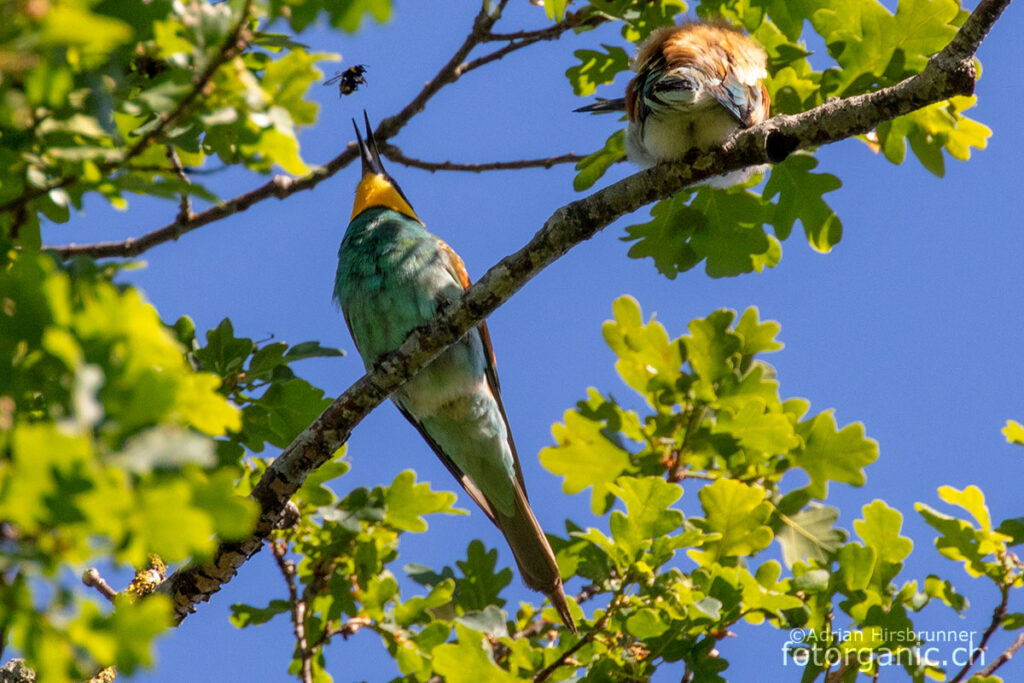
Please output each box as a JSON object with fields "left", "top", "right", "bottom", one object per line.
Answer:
{"left": 573, "top": 97, "right": 627, "bottom": 114}
{"left": 497, "top": 483, "right": 577, "bottom": 633}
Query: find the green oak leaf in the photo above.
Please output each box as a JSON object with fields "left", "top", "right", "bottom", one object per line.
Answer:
{"left": 712, "top": 396, "right": 798, "bottom": 454}
{"left": 735, "top": 307, "right": 784, "bottom": 357}
{"left": 455, "top": 540, "right": 513, "bottom": 611}
{"left": 574, "top": 129, "right": 625, "bottom": 191}
{"left": 608, "top": 476, "right": 685, "bottom": 556}
{"left": 683, "top": 308, "right": 740, "bottom": 401}
{"left": 195, "top": 318, "right": 253, "bottom": 377}
{"left": 602, "top": 295, "right": 684, "bottom": 401}
{"left": 1003, "top": 419, "right": 1024, "bottom": 445}
{"left": 541, "top": 408, "right": 636, "bottom": 514}
{"left": 692, "top": 479, "right": 773, "bottom": 564}
{"left": 763, "top": 153, "right": 842, "bottom": 251}
{"left": 776, "top": 504, "right": 847, "bottom": 566}
{"left": 996, "top": 517, "right": 1024, "bottom": 546}
{"left": 625, "top": 185, "right": 781, "bottom": 279}
{"left": 624, "top": 193, "right": 702, "bottom": 279}
{"left": 296, "top": 447, "right": 349, "bottom": 507}
{"left": 838, "top": 542, "right": 877, "bottom": 592}
{"left": 566, "top": 45, "right": 630, "bottom": 96}
{"left": 69, "top": 594, "right": 172, "bottom": 674}
{"left": 626, "top": 608, "right": 670, "bottom": 638}
{"left": 791, "top": 411, "right": 878, "bottom": 499}
{"left": 916, "top": 501, "right": 989, "bottom": 576}
{"left": 856, "top": 500, "right": 913, "bottom": 564}
{"left": 924, "top": 575, "right": 968, "bottom": 613}
{"left": 432, "top": 624, "right": 521, "bottom": 683}
{"left": 384, "top": 470, "right": 463, "bottom": 533}
{"left": 229, "top": 600, "right": 292, "bottom": 628}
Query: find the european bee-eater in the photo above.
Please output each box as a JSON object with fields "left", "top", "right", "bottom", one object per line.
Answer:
{"left": 333, "top": 114, "right": 575, "bottom": 632}
{"left": 576, "top": 22, "right": 770, "bottom": 184}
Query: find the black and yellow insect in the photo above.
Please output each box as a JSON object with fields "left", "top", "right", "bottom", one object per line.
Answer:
{"left": 323, "top": 65, "right": 368, "bottom": 97}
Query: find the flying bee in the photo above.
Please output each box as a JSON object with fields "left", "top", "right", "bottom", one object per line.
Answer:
{"left": 324, "top": 65, "right": 368, "bottom": 97}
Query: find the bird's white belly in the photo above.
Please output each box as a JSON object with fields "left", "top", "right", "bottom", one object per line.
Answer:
{"left": 626, "top": 106, "right": 765, "bottom": 187}
{"left": 629, "top": 104, "right": 741, "bottom": 167}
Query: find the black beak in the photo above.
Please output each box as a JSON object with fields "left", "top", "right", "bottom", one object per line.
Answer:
{"left": 351, "top": 111, "right": 417, "bottom": 216}
{"left": 352, "top": 111, "right": 387, "bottom": 177}
{"left": 653, "top": 74, "right": 696, "bottom": 93}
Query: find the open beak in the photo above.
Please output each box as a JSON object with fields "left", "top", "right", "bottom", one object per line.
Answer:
{"left": 352, "top": 111, "right": 387, "bottom": 178}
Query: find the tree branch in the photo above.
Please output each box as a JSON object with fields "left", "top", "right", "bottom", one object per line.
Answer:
{"left": 45, "top": 2, "right": 578, "bottom": 261}
{"left": 371, "top": 4, "right": 505, "bottom": 142}
{"left": 484, "top": 7, "right": 603, "bottom": 42}
{"left": 272, "top": 540, "right": 313, "bottom": 683}
{"left": 165, "top": 146, "right": 194, "bottom": 226}
{"left": 950, "top": 583, "right": 1011, "bottom": 683}
{"left": 381, "top": 144, "right": 587, "bottom": 173}
{"left": 534, "top": 590, "right": 623, "bottom": 682}
{"left": 160, "top": 0, "right": 1007, "bottom": 625}
{"left": 978, "top": 630, "right": 1024, "bottom": 678}
{"left": 462, "top": 9, "right": 606, "bottom": 76}
{"left": 81, "top": 568, "right": 118, "bottom": 603}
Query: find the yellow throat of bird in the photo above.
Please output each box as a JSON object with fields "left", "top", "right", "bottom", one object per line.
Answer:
{"left": 351, "top": 173, "right": 419, "bottom": 222}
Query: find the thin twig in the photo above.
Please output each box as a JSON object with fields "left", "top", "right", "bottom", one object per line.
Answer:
{"left": 668, "top": 406, "right": 707, "bottom": 483}
{"left": 165, "top": 146, "right": 193, "bottom": 226}
{"left": 373, "top": 3, "right": 505, "bottom": 142}
{"left": 82, "top": 568, "right": 118, "bottom": 603}
{"left": 160, "top": 0, "right": 1008, "bottom": 625}
{"left": 534, "top": 592, "right": 620, "bottom": 683}
{"left": 979, "top": 631, "right": 1024, "bottom": 678}
{"left": 462, "top": 9, "right": 604, "bottom": 76}
{"left": 950, "top": 584, "right": 1010, "bottom": 682}
{"left": 124, "top": 163, "right": 230, "bottom": 176}
{"left": 461, "top": 36, "right": 555, "bottom": 75}
{"left": 317, "top": 616, "right": 372, "bottom": 645}
{"left": 534, "top": 636, "right": 589, "bottom": 682}
{"left": 505, "top": 583, "right": 602, "bottom": 645}
{"left": 485, "top": 8, "right": 603, "bottom": 42}
{"left": 382, "top": 144, "right": 586, "bottom": 173}
{"left": 272, "top": 540, "right": 313, "bottom": 683}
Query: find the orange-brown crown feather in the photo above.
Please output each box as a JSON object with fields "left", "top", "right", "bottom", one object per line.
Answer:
{"left": 634, "top": 23, "right": 766, "bottom": 77}
{"left": 627, "top": 22, "right": 769, "bottom": 124}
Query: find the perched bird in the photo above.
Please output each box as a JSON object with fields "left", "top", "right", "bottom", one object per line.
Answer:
{"left": 324, "top": 64, "right": 368, "bottom": 97}
{"left": 333, "top": 114, "right": 576, "bottom": 632}
{"left": 576, "top": 22, "right": 770, "bottom": 182}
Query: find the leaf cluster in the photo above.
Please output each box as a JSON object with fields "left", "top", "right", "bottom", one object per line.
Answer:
{"left": 0, "top": 0, "right": 389, "bottom": 248}
{"left": 0, "top": 252, "right": 258, "bottom": 680}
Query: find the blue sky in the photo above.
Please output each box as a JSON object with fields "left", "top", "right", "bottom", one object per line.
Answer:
{"left": 44, "top": 2, "right": 1024, "bottom": 681}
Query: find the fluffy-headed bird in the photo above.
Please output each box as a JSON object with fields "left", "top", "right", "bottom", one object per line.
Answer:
{"left": 577, "top": 23, "right": 770, "bottom": 181}
{"left": 333, "top": 114, "right": 575, "bottom": 632}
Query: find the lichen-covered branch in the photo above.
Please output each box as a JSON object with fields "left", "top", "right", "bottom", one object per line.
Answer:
{"left": 160, "top": 0, "right": 1009, "bottom": 624}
